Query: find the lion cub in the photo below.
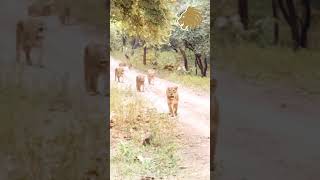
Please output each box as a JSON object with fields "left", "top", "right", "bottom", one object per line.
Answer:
{"left": 115, "top": 67, "right": 124, "bottom": 82}
{"left": 166, "top": 86, "right": 179, "bottom": 117}
{"left": 147, "top": 69, "right": 156, "bottom": 85}
{"left": 136, "top": 75, "right": 145, "bottom": 92}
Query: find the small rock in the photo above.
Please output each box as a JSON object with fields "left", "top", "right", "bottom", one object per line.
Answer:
{"left": 142, "top": 134, "right": 153, "bottom": 146}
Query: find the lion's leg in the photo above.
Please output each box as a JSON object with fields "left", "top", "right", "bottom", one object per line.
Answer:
{"left": 168, "top": 103, "right": 173, "bottom": 116}
{"left": 174, "top": 103, "right": 178, "bottom": 116}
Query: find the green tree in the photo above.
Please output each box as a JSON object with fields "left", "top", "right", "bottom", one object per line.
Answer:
{"left": 170, "top": 0, "right": 210, "bottom": 77}
{"left": 111, "top": 0, "right": 174, "bottom": 65}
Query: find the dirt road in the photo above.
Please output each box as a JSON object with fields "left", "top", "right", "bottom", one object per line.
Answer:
{"left": 215, "top": 71, "right": 320, "bottom": 180}
{"left": 110, "top": 57, "right": 211, "bottom": 179}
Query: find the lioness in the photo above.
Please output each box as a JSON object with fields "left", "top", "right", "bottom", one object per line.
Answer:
{"left": 84, "top": 42, "right": 108, "bottom": 96}
{"left": 28, "top": 0, "right": 55, "bottom": 17}
{"left": 114, "top": 67, "right": 124, "bottom": 83}
{"left": 147, "top": 69, "right": 155, "bottom": 85}
{"left": 16, "top": 17, "right": 46, "bottom": 67}
{"left": 210, "top": 78, "right": 219, "bottom": 171}
{"left": 166, "top": 86, "right": 179, "bottom": 117}
{"left": 136, "top": 75, "right": 145, "bottom": 92}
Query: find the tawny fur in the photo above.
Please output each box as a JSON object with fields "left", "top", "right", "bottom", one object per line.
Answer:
{"left": 147, "top": 69, "right": 155, "bottom": 85}
{"left": 84, "top": 42, "right": 108, "bottom": 95}
{"left": 136, "top": 75, "right": 145, "bottom": 92}
{"left": 166, "top": 86, "right": 179, "bottom": 117}
{"left": 16, "top": 17, "right": 46, "bottom": 67}
{"left": 114, "top": 67, "right": 124, "bottom": 83}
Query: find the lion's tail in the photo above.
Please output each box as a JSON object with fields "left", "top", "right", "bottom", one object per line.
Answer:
{"left": 16, "top": 21, "right": 23, "bottom": 62}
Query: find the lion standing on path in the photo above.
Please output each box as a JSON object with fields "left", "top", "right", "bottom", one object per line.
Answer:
{"left": 147, "top": 69, "right": 155, "bottom": 85}
{"left": 136, "top": 75, "right": 145, "bottom": 92}
{"left": 114, "top": 67, "right": 124, "bottom": 83}
{"left": 16, "top": 17, "right": 46, "bottom": 67}
{"left": 166, "top": 86, "right": 179, "bottom": 117}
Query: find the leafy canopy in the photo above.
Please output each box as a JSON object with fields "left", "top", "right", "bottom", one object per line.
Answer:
{"left": 111, "top": 0, "right": 175, "bottom": 47}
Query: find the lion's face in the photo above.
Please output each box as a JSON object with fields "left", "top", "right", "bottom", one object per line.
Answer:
{"left": 116, "top": 67, "right": 124, "bottom": 76}
{"left": 137, "top": 75, "right": 145, "bottom": 82}
{"left": 166, "top": 86, "right": 178, "bottom": 99}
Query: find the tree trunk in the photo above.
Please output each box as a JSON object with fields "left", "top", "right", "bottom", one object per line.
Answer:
{"left": 286, "top": 0, "right": 300, "bottom": 50}
{"left": 178, "top": 47, "right": 188, "bottom": 71}
{"left": 278, "top": 0, "right": 311, "bottom": 50}
{"left": 300, "top": 0, "right": 311, "bottom": 48}
{"left": 203, "top": 55, "right": 208, "bottom": 77}
{"left": 143, "top": 46, "right": 147, "bottom": 65}
{"left": 194, "top": 57, "right": 197, "bottom": 75}
{"left": 238, "top": 0, "right": 249, "bottom": 30}
{"left": 272, "top": 0, "right": 279, "bottom": 45}
{"left": 122, "top": 36, "right": 127, "bottom": 52}
{"left": 195, "top": 53, "right": 206, "bottom": 77}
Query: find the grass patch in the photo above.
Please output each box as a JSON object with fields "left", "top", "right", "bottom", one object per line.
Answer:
{"left": 110, "top": 85, "right": 180, "bottom": 179}
{"left": 0, "top": 74, "right": 107, "bottom": 179}
{"left": 215, "top": 43, "right": 320, "bottom": 94}
{"left": 111, "top": 50, "right": 210, "bottom": 92}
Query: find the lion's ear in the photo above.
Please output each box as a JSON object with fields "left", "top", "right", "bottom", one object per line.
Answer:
{"left": 174, "top": 86, "right": 178, "bottom": 90}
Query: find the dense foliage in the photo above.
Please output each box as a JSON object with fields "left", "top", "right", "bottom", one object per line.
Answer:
{"left": 111, "top": 0, "right": 174, "bottom": 47}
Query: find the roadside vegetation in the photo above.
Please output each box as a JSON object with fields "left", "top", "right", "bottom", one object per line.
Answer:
{"left": 214, "top": 0, "right": 320, "bottom": 94}
{"left": 110, "top": 0, "right": 211, "bottom": 93}
{"left": 110, "top": 84, "right": 180, "bottom": 179}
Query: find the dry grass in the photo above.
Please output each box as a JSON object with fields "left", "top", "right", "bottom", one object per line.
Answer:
{"left": 110, "top": 85, "right": 180, "bottom": 179}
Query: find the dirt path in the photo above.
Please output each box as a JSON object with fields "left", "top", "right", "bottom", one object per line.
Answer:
{"left": 110, "top": 58, "right": 211, "bottom": 179}
{"left": 215, "top": 71, "right": 320, "bottom": 180}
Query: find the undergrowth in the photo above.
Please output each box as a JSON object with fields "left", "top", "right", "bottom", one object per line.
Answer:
{"left": 110, "top": 85, "right": 180, "bottom": 179}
